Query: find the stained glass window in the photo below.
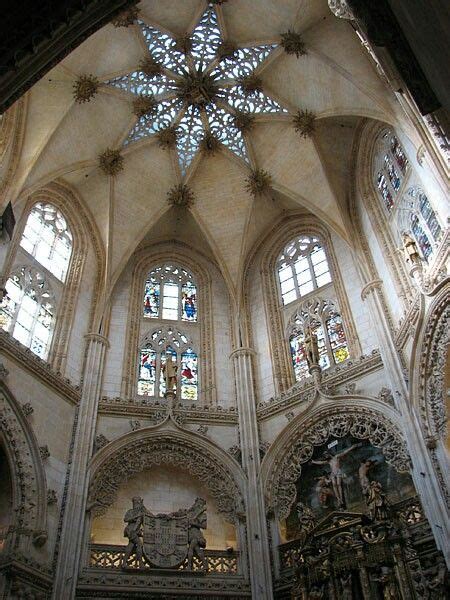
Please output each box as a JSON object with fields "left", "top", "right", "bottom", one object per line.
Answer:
{"left": 374, "top": 131, "right": 408, "bottom": 212}
{"left": 277, "top": 237, "right": 332, "bottom": 305}
{"left": 137, "top": 327, "right": 198, "bottom": 401}
{"left": 20, "top": 203, "right": 72, "bottom": 282}
{"left": 105, "top": 6, "right": 286, "bottom": 173}
{"left": 143, "top": 265, "right": 197, "bottom": 321}
{"left": 288, "top": 299, "right": 349, "bottom": 383}
{"left": 0, "top": 267, "right": 54, "bottom": 359}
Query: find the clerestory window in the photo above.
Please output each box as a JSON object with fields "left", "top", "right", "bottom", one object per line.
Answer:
{"left": 143, "top": 264, "right": 197, "bottom": 322}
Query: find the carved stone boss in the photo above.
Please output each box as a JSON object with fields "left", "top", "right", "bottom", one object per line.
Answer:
{"left": 123, "top": 496, "right": 207, "bottom": 570}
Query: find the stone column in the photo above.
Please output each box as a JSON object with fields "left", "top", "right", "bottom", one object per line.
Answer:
{"left": 361, "top": 282, "right": 449, "bottom": 564}
{"left": 230, "top": 347, "right": 273, "bottom": 599}
{"left": 52, "top": 333, "right": 109, "bottom": 599}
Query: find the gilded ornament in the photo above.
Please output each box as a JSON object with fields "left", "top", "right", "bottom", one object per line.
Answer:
{"left": 216, "top": 40, "right": 237, "bottom": 60}
{"left": 157, "top": 125, "right": 180, "bottom": 149}
{"left": 174, "top": 35, "right": 193, "bottom": 54}
{"left": 245, "top": 168, "right": 272, "bottom": 196}
{"left": 132, "top": 94, "right": 157, "bottom": 118}
{"left": 73, "top": 74, "right": 99, "bottom": 104}
{"left": 139, "top": 56, "right": 163, "bottom": 77}
{"left": 99, "top": 148, "right": 124, "bottom": 176}
{"left": 111, "top": 6, "right": 139, "bottom": 27}
{"left": 238, "top": 74, "right": 263, "bottom": 96}
{"left": 167, "top": 184, "right": 195, "bottom": 208}
{"left": 293, "top": 109, "right": 317, "bottom": 138}
{"left": 175, "top": 73, "right": 218, "bottom": 106}
{"left": 280, "top": 31, "right": 307, "bottom": 57}
{"left": 233, "top": 111, "right": 255, "bottom": 132}
{"left": 200, "top": 132, "right": 221, "bottom": 155}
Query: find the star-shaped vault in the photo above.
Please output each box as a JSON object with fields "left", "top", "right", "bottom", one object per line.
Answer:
{"left": 105, "top": 3, "right": 287, "bottom": 174}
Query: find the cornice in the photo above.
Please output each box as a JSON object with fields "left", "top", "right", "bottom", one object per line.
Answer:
{"left": 257, "top": 350, "right": 383, "bottom": 420}
{"left": 0, "top": 331, "right": 80, "bottom": 405}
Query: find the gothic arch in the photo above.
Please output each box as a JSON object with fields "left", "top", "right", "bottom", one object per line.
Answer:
{"left": 4, "top": 180, "right": 106, "bottom": 373}
{"left": 0, "top": 380, "right": 48, "bottom": 552}
{"left": 88, "top": 423, "right": 246, "bottom": 524}
{"left": 261, "top": 402, "right": 410, "bottom": 520}
{"left": 244, "top": 215, "right": 360, "bottom": 394}
{"left": 121, "top": 242, "right": 216, "bottom": 404}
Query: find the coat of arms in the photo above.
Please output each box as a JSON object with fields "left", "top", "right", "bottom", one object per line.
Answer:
{"left": 122, "top": 496, "right": 207, "bottom": 570}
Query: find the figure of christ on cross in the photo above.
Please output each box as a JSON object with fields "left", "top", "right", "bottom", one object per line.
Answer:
{"left": 311, "top": 443, "right": 362, "bottom": 508}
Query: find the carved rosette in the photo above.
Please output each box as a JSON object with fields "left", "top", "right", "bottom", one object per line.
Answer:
{"left": 268, "top": 408, "right": 410, "bottom": 519}
{"left": 89, "top": 436, "right": 244, "bottom": 522}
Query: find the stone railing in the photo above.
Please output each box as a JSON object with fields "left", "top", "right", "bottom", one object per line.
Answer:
{"left": 89, "top": 544, "right": 239, "bottom": 575}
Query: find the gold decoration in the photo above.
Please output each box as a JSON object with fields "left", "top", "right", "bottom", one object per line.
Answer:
{"left": 216, "top": 41, "right": 237, "bottom": 60}
{"left": 200, "top": 132, "right": 221, "bottom": 155}
{"left": 139, "top": 56, "right": 163, "bottom": 77}
{"left": 175, "top": 73, "right": 218, "bottom": 107}
{"left": 111, "top": 6, "right": 139, "bottom": 27}
{"left": 167, "top": 184, "right": 195, "bottom": 208}
{"left": 132, "top": 94, "right": 157, "bottom": 118}
{"left": 280, "top": 31, "right": 307, "bottom": 58}
{"left": 99, "top": 148, "right": 124, "bottom": 176}
{"left": 245, "top": 168, "right": 272, "bottom": 196}
{"left": 174, "top": 36, "right": 193, "bottom": 54}
{"left": 73, "top": 74, "right": 99, "bottom": 103}
{"left": 157, "top": 126, "right": 180, "bottom": 149}
{"left": 233, "top": 111, "right": 255, "bottom": 132}
{"left": 293, "top": 109, "right": 316, "bottom": 138}
{"left": 238, "top": 74, "right": 263, "bottom": 96}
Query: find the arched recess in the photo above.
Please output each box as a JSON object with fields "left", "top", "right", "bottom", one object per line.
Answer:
{"left": 244, "top": 215, "right": 360, "bottom": 395}
{"left": 120, "top": 243, "right": 215, "bottom": 405}
{"left": 87, "top": 424, "right": 247, "bottom": 524}
{"left": 0, "top": 380, "right": 48, "bottom": 554}
{"left": 261, "top": 403, "right": 410, "bottom": 520}
{"left": 4, "top": 180, "right": 106, "bottom": 373}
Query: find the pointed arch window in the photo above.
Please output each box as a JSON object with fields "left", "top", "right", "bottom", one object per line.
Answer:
{"left": 374, "top": 131, "right": 408, "bottom": 212}
{"left": 138, "top": 327, "right": 198, "bottom": 400}
{"left": 277, "top": 236, "right": 332, "bottom": 305}
{"left": 20, "top": 203, "right": 72, "bottom": 282}
{"left": 288, "top": 299, "right": 349, "bottom": 383}
{"left": 143, "top": 264, "right": 197, "bottom": 321}
{"left": 0, "top": 267, "right": 55, "bottom": 359}
{"left": 396, "top": 188, "right": 443, "bottom": 262}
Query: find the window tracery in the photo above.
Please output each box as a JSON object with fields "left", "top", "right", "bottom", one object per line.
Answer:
{"left": 288, "top": 298, "right": 349, "bottom": 382}
{"left": 105, "top": 4, "right": 286, "bottom": 173}
{"left": 143, "top": 264, "right": 197, "bottom": 322}
{"left": 374, "top": 131, "right": 408, "bottom": 212}
{"left": 0, "top": 266, "right": 55, "bottom": 359}
{"left": 138, "top": 327, "right": 198, "bottom": 400}
{"left": 277, "top": 236, "right": 331, "bottom": 305}
{"left": 19, "top": 202, "right": 72, "bottom": 282}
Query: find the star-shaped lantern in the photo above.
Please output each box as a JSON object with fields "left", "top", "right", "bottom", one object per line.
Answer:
{"left": 106, "top": 3, "right": 287, "bottom": 174}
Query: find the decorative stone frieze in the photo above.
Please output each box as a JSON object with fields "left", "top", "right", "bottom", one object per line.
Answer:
{"left": 166, "top": 183, "right": 195, "bottom": 208}
{"left": 245, "top": 168, "right": 272, "bottom": 197}
{"left": 73, "top": 74, "right": 99, "bottom": 103}
{"left": 98, "top": 148, "right": 124, "bottom": 176}
{"left": 280, "top": 31, "right": 307, "bottom": 57}
{"left": 292, "top": 109, "right": 316, "bottom": 138}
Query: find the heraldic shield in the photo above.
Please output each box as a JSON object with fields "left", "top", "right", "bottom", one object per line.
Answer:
{"left": 143, "top": 513, "right": 189, "bottom": 568}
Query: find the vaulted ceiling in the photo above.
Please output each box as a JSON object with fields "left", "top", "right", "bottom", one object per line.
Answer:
{"left": 6, "top": 0, "right": 405, "bottom": 300}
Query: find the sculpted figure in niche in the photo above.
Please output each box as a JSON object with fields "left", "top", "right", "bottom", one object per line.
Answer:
{"left": 187, "top": 499, "right": 208, "bottom": 570}
{"left": 311, "top": 443, "right": 362, "bottom": 508}
{"left": 366, "top": 480, "right": 389, "bottom": 521}
{"left": 402, "top": 232, "right": 421, "bottom": 266}
{"left": 304, "top": 327, "right": 320, "bottom": 369}
{"left": 122, "top": 496, "right": 147, "bottom": 567}
{"left": 162, "top": 355, "right": 178, "bottom": 392}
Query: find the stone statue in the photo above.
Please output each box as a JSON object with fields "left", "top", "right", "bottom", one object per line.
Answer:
{"left": 366, "top": 480, "right": 389, "bottom": 521}
{"left": 304, "top": 327, "right": 320, "bottom": 369}
{"left": 340, "top": 571, "right": 353, "bottom": 600}
{"left": 162, "top": 356, "right": 178, "bottom": 392}
{"left": 358, "top": 458, "right": 376, "bottom": 493}
{"left": 311, "top": 443, "right": 362, "bottom": 508}
{"left": 187, "top": 499, "right": 208, "bottom": 570}
{"left": 122, "top": 496, "right": 147, "bottom": 567}
{"left": 402, "top": 232, "right": 421, "bottom": 266}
